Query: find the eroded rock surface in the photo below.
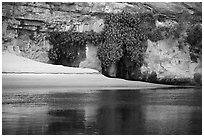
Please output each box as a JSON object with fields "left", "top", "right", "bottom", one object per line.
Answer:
{"left": 79, "top": 43, "right": 101, "bottom": 71}
{"left": 2, "top": 2, "right": 202, "bottom": 85}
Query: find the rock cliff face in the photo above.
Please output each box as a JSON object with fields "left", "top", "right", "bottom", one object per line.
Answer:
{"left": 2, "top": 2, "right": 202, "bottom": 85}
{"left": 79, "top": 43, "right": 101, "bottom": 71}
{"left": 141, "top": 39, "right": 201, "bottom": 83}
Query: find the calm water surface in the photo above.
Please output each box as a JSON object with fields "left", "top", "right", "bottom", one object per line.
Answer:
{"left": 2, "top": 87, "right": 202, "bottom": 135}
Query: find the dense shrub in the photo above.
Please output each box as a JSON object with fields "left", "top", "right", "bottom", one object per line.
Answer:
{"left": 48, "top": 12, "right": 157, "bottom": 68}
{"left": 47, "top": 31, "right": 87, "bottom": 64}
{"left": 186, "top": 24, "right": 202, "bottom": 62}
{"left": 85, "top": 30, "right": 104, "bottom": 45}
{"left": 147, "top": 71, "right": 157, "bottom": 82}
{"left": 47, "top": 30, "right": 105, "bottom": 65}
{"left": 48, "top": 48, "right": 62, "bottom": 62}
{"left": 98, "top": 12, "right": 156, "bottom": 69}
{"left": 97, "top": 41, "right": 123, "bottom": 67}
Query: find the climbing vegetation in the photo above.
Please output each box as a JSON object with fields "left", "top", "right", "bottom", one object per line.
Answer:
{"left": 48, "top": 12, "right": 157, "bottom": 70}
{"left": 186, "top": 24, "right": 202, "bottom": 62}
{"left": 47, "top": 30, "right": 104, "bottom": 64}
{"left": 97, "top": 12, "right": 156, "bottom": 68}
{"left": 48, "top": 31, "right": 87, "bottom": 64}
{"left": 48, "top": 11, "right": 195, "bottom": 70}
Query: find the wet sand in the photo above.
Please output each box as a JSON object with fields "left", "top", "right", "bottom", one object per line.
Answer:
{"left": 3, "top": 73, "right": 174, "bottom": 90}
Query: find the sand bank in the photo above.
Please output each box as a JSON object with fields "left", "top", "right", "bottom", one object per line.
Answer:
{"left": 2, "top": 52, "right": 174, "bottom": 90}
{"left": 3, "top": 73, "right": 174, "bottom": 90}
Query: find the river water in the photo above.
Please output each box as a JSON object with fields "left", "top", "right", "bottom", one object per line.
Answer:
{"left": 2, "top": 87, "right": 202, "bottom": 135}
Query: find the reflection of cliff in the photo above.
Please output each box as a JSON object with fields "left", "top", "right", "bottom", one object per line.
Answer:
{"left": 2, "top": 105, "right": 50, "bottom": 135}
{"left": 95, "top": 104, "right": 145, "bottom": 134}
{"left": 142, "top": 105, "right": 202, "bottom": 134}
{"left": 45, "top": 88, "right": 201, "bottom": 134}
{"left": 45, "top": 90, "right": 146, "bottom": 134}
{"left": 3, "top": 88, "right": 201, "bottom": 134}
{"left": 47, "top": 109, "right": 86, "bottom": 134}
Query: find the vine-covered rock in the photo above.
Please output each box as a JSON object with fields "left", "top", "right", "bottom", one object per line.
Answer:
{"left": 2, "top": 2, "right": 202, "bottom": 85}
{"left": 97, "top": 12, "right": 155, "bottom": 74}
{"left": 47, "top": 31, "right": 86, "bottom": 66}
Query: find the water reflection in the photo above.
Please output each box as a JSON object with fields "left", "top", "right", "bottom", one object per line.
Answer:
{"left": 2, "top": 88, "right": 202, "bottom": 135}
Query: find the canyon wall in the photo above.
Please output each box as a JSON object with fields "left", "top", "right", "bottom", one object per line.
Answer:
{"left": 2, "top": 2, "right": 202, "bottom": 85}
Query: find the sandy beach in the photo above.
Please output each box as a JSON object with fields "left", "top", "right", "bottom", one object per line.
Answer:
{"left": 2, "top": 52, "right": 173, "bottom": 90}
{"left": 2, "top": 52, "right": 99, "bottom": 74}
{"left": 3, "top": 73, "right": 174, "bottom": 90}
